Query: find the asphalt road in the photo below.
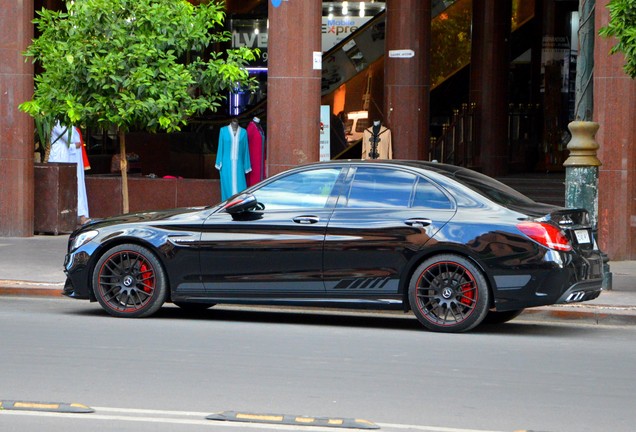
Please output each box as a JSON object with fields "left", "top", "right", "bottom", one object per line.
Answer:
{"left": 1, "top": 297, "right": 635, "bottom": 432}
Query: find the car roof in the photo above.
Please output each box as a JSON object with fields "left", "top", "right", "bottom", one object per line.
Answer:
{"left": 298, "top": 159, "right": 543, "bottom": 210}
{"left": 301, "top": 159, "right": 466, "bottom": 174}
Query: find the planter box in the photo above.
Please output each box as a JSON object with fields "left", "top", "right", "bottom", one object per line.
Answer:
{"left": 85, "top": 175, "right": 221, "bottom": 218}
{"left": 34, "top": 163, "right": 77, "bottom": 235}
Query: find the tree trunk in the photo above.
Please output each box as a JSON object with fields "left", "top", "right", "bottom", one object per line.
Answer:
{"left": 119, "top": 130, "right": 129, "bottom": 214}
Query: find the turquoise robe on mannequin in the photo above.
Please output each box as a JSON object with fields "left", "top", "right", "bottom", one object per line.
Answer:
{"left": 215, "top": 124, "right": 251, "bottom": 201}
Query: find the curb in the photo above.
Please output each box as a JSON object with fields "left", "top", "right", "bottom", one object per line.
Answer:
{"left": 0, "top": 280, "right": 64, "bottom": 297}
{"left": 520, "top": 305, "right": 636, "bottom": 326}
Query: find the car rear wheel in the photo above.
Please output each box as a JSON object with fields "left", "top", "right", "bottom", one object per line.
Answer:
{"left": 482, "top": 309, "right": 524, "bottom": 325}
{"left": 409, "top": 254, "right": 490, "bottom": 333}
{"left": 93, "top": 244, "right": 167, "bottom": 318}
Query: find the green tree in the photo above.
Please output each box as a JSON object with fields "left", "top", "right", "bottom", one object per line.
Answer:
{"left": 20, "top": 0, "right": 257, "bottom": 212}
{"left": 599, "top": 0, "right": 636, "bottom": 78}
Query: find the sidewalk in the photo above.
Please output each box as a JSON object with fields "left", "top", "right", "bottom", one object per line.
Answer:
{"left": 1, "top": 235, "right": 636, "bottom": 325}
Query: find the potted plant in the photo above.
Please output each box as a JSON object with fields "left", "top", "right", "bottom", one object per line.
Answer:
{"left": 20, "top": 0, "right": 258, "bottom": 215}
{"left": 20, "top": 104, "right": 78, "bottom": 234}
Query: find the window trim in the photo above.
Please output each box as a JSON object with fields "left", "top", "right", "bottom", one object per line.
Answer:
{"left": 339, "top": 165, "right": 456, "bottom": 210}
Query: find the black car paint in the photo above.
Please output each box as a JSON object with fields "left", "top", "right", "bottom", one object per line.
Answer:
{"left": 64, "top": 160, "right": 603, "bottom": 316}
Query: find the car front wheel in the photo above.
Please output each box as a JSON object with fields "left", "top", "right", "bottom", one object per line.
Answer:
{"left": 409, "top": 254, "right": 490, "bottom": 333}
{"left": 93, "top": 244, "right": 167, "bottom": 318}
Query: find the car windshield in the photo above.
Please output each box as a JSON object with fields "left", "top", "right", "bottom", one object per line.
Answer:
{"left": 450, "top": 168, "right": 537, "bottom": 207}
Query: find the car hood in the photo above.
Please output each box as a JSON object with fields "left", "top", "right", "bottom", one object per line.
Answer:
{"left": 85, "top": 206, "right": 212, "bottom": 229}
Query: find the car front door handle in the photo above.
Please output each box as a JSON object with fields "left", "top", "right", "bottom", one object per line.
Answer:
{"left": 404, "top": 218, "right": 432, "bottom": 227}
{"left": 293, "top": 216, "right": 320, "bottom": 224}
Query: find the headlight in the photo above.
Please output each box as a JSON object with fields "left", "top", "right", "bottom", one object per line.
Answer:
{"left": 71, "top": 230, "right": 99, "bottom": 252}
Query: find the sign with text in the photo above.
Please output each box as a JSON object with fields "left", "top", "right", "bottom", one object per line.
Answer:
{"left": 388, "top": 49, "right": 415, "bottom": 58}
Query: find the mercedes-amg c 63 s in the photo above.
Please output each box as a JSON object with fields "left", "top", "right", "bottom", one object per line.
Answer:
{"left": 64, "top": 160, "right": 605, "bottom": 332}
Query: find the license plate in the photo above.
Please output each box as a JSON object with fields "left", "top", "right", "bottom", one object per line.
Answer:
{"left": 575, "top": 229, "right": 591, "bottom": 244}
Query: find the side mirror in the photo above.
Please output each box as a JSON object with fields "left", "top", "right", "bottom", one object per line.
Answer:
{"left": 224, "top": 193, "right": 261, "bottom": 215}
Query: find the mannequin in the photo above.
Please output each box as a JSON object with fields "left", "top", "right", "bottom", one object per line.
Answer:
{"left": 362, "top": 120, "right": 392, "bottom": 159}
{"left": 50, "top": 122, "right": 90, "bottom": 224}
{"left": 215, "top": 118, "right": 251, "bottom": 200}
{"left": 246, "top": 116, "right": 266, "bottom": 187}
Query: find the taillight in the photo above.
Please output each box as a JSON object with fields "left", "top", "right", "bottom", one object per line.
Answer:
{"left": 517, "top": 221, "right": 572, "bottom": 252}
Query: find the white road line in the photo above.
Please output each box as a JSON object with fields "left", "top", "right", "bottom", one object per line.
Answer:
{"left": 376, "top": 423, "right": 507, "bottom": 432}
{"left": 1, "top": 411, "right": 332, "bottom": 431}
{"left": 92, "top": 406, "right": 211, "bottom": 416}
{"left": 0, "top": 407, "right": 509, "bottom": 432}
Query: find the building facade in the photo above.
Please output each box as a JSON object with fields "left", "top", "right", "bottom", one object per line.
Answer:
{"left": 1, "top": 0, "right": 634, "bottom": 259}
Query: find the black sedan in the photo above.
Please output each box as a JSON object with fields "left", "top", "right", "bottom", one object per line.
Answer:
{"left": 64, "top": 160, "right": 604, "bottom": 332}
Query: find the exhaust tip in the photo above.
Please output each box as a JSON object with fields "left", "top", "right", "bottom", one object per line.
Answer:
{"left": 565, "top": 291, "right": 585, "bottom": 302}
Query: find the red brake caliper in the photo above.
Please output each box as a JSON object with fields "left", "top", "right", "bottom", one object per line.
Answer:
{"left": 460, "top": 282, "right": 475, "bottom": 305}
{"left": 139, "top": 263, "right": 153, "bottom": 293}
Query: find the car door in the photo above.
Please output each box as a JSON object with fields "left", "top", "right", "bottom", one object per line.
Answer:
{"left": 199, "top": 166, "right": 344, "bottom": 299}
{"left": 324, "top": 165, "right": 456, "bottom": 298}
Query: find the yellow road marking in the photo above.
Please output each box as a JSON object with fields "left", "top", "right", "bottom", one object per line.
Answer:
{"left": 295, "top": 416, "right": 315, "bottom": 423}
{"left": 14, "top": 402, "right": 60, "bottom": 410}
{"left": 236, "top": 413, "right": 284, "bottom": 422}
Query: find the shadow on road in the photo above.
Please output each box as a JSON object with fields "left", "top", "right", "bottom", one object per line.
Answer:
{"left": 67, "top": 302, "right": 600, "bottom": 336}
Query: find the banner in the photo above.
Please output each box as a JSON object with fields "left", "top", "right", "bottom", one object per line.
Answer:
{"left": 320, "top": 105, "right": 331, "bottom": 161}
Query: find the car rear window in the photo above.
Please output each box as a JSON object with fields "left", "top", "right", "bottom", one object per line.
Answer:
{"left": 452, "top": 169, "right": 536, "bottom": 207}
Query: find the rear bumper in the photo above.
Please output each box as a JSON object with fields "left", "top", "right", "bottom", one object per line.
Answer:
{"left": 555, "top": 278, "right": 603, "bottom": 304}
{"left": 491, "top": 249, "right": 605, "bottom": 311}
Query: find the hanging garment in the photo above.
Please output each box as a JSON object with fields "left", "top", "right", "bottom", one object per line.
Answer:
{"left": 50, "top": 122, "right": 90, "bottom": 219}
{"left": 215, "top": 125, "right": 252, "bottom": 201}
{"left": 246, "top": 120, "right": 266, "bottom": 187}
{"left": 362, "top": 125, "right": 393, "bottom": 160}
{"left": 77, "top": 127, "right": 91, "bottom": 171}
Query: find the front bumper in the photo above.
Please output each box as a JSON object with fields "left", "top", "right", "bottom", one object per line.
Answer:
{"left": 63, "top": 249, "right": 94, "bottom": 300}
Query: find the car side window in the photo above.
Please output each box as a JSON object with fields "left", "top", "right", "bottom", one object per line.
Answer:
{"left": 253, "top": 168, "right": 341, "bottom": 210}
{"left": 412, "top": 177, "right": 453, "bottom": 209}
{"left": 343, "top": 167, "right": 416, "bottom": 208}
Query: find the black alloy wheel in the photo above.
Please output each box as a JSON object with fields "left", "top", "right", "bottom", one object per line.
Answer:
{"left": 409, "top": 254, "right": 490, "bottom": 332}
{"left": 93, "top": 244, "right": 167, "bottom": 318}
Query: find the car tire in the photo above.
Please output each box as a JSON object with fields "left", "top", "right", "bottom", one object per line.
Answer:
{"left": 482, "top": 309, "right": 524, "bottom": 325}
{"left": 173, "top": 302, "right": 215, "bottom": 311}
{"left": 93, "top": 243, "right": 167, "bottom": 318}
{"left": 409, "top": 254, "right": 490, "bottom": 333}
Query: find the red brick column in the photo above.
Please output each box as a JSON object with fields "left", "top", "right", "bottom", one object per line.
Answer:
{"left": 594, "top": 1, "right": 636, "bottom": 260}
{"left": 384, "top": 0, "right": 430, "bottom": 160}
{"left": 0, "top": 0, "right": 34, "bottom": 236}
{"left": 469, "top": 0, "right": 511, "bottom": 177}
{"left": 266, "top": 1, "right": 322, "bottom": 176}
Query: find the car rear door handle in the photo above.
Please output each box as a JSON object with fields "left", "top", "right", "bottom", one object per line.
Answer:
{"left": 293, "top": 216, "right": 320, "bottom": 224}
{"left": 404, "top": 218, "right": 432, "bottom": 227}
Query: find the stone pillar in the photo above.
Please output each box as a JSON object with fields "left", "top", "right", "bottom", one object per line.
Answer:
{"left": 384, "top": 0, "right": 430, "bottom": 160}
{"left": 0, "top": 0, "right": 34, "bottom": 236}
{"left": 469, "top": 0, "right": 511, "bottom": 176}
{"left": 564, "top": 121, "right": 601, "bottom": 225}
{"left": 267, "top": 1, "right": 321, "bottom": 176}
{"left": 594, "top": 1, "right": 636, "bottom": 260}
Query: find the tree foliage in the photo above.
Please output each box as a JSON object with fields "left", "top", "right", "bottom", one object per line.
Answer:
{"left": 599, "top": 0, "right": 636, "bottom": 78}
{"left": 19, "top": 0, "right": 258, "bottom": 134}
